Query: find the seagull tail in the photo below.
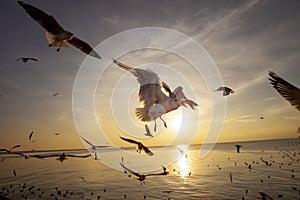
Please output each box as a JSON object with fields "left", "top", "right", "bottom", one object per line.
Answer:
{"left": 135, "top": 108, "right": 151, "bottom": 122}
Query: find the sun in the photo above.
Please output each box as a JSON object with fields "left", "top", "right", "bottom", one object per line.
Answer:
{"left": 168, "top": 110, "right": 182, "bottom": 132}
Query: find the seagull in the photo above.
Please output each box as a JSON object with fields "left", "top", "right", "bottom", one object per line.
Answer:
{"left": 52, "top": 93, "right": 59, "bottom": 96}
{"left": 144, "top": 125, "right": 153, "bottom": 137}
{"left": 30, "top": 152, "right": 91, "bottom": 162}
{"left": 0, "top": 145, "right": 27, "bottom": 158}
{"left": 120, "top": 136, "right": 153, "bottom": 156}
{"left": 235, "top": 144, "right": 242, "bottom": 153}
{"left": 259, "top": 192, "right": 274, "bottom": 200}
{"left": 260, "top": 116, "right": 264, "bottom": 120}
{"left": 18, "top": 1, "right": 101, "bottom": 59}
{"left": 120, "top": 158, "right": 168, "bottom": 184}
{"left": 214, "top": 87, "right": 235, "bottom": 96}
{"left": 268, "top": 71, "right": 300, "bottom": 111}
{"left": 29, "top": 131, "right": 34, "bottom": 140}
{"left": 16, "top": 57, "right": 38, "bottom": 63}
{"left": 113, "top": 59, "right": 198, "bottom": 131}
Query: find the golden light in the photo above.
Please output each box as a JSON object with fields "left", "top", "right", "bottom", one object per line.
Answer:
{"left": 177, "top": 155, "right": 189, "bottom": 176}
{"left": 167, "top": 110, "right": 182, "bottom": 132}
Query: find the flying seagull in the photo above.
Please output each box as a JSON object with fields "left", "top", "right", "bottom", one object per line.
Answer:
{"left": 214, "top": 87, "right": 235, "bottom": 96}
{"left": 144, "top": 124, "right": 153, "bottom": 137}
{"left": 120, "top": 158, "right": 168, "bottom": 184}
{"left": 258, "top": 192, "right": 274, "bottom": 200}
{"left": 30, "top": 152, "right": 91, "bottom": 162}
{"left": 52, "top": 93, "right": 59, "bottom": 96}
{"left": 29, "top": 131, "right": 34, "bottom": 140}
{"left": 235, "top": 144, "right": 242, "bottom": 153}
{"left": 18, "top": 1, "right": 101, "bottom": 59}
{"left": 0, "top": 145, "right": 28, "bottom": 158}
{"left": 16, "top": 57, "right": 38, "bottom": 63}
{"left": 120, "top": 136, "right": 153, "bottom": 156}
{"left": 113, "top": 59, "right": 198, "bottom": 131}
{"left": 268, "top": 71, "right": 300, "bottom": 111}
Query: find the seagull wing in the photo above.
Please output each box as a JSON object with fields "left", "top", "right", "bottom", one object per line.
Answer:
{"left": 65, "top": 154, "right": 91, "bottom": 158}
{"left": 142, "top": 145, "right": 154, "bottom": 156}
{"left": 113, "top": 59, "right": 168, "bottom": 107}
{"left": 30, "top": 58, "right": 38, "bottom": 61}
{"left": 10, "top": 145, "right": 21, "bottom": 152}
{"left": 67, "top": 37, "right": 101, "bottom": 59}
{"left": 269, "top": 71, "right": 300, "bottom": 111}
{"left": 30, "top": 154, "right": 61, "bottom": 159}
{"left": 120, "top": 162, "right": 142, "bottom": 178}
{"left": 173, "top": 86, "right": 198, "bottom": 109}
{"left": 29, "top": 131, "right": 33, "bottom": 140}
{"left": 0, "top": 149, "right": 9, "bottom": 153}
{"left": 120, "top": 136, "right": 140, "bottom": 145}
{"left": 18, "top": 1, "right": 64, "bottom": 35}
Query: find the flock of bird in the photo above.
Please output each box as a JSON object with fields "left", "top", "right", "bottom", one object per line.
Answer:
{"left": 0, "top": 1, "right": 300, "bottom": 200}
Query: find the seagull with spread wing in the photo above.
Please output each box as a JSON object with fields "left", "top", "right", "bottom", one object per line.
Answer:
{"left": 268, "top": 71, "right": 300, "bottom": 111}
{"left": 120, "top": 158, "right": 169, "bottom": 184}
{"left": 16, "top": 57, "right": 38, "bottom": 63}
{"left": 120, "top": 136, "right": 153, "bottom": 156}
{"left": 18, "top": 1, "right": 101, "bottom": 59}
{"left": 30, "top": 152, "right": 91, "bottom": 162}
{"left": 214, "top": 87, "right": 235, "bottom": 96}
{"left": 113, "top": 59, "right": 198, "bottom": 131}
{"left": 0, "top": 145, "right": 28, "bottom": 158}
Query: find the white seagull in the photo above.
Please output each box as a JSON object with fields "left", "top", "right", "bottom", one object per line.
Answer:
{"left": 268, "top": 71, "right": 300, "bottom": 111}
{"left": 18, "top": 1, "right": 101, "bottom": 59}
{"left": 113, "top": 59, "right": 198, "bottom": 131}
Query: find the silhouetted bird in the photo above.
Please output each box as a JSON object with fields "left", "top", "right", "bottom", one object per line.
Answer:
{"left": 29, "top": 131, "right": 34, "bottom": 140}
{"left": 120, "top": 136, "right": 153, "bottom": 156}
{"left": 16, "top": 57, "right": 38, "bottom": 63}
{"left": 30, "top": 152, "right": 91, "bottom": 162}
{"left": 214, "top": 87, "right": 234, "bottom": 96}
{"left": 235, "top": 144, "right": 242, "bottom": 153}
{"left": 120, "top": 158, "right": 168, "bottom": 184}
{"left": 18, "top": 1, "right": 101, "bottom": 59}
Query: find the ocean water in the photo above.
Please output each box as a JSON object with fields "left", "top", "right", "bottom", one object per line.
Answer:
{"left": 1, "top": 138, "right": 300, "bottom": 200}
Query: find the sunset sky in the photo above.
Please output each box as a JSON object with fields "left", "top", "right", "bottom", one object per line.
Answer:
{"left": 0, "top": 0, "right": 299, "bottom": 150}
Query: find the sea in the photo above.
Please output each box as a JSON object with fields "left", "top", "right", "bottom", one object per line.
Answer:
{"left": 1, "top": 138, "right": 300, "bottom": 200}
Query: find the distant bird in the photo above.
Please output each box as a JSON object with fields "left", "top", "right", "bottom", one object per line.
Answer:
{"left": 30, "top": 152, "right": 91, "bottom": 162}
{"left": 29, "top": 131, "right": 34, "bottom": 140}
{"left": 259, "top": 192, "right": 274, "bottom": 200}
{"left": 0, "top": 144, "right": 21, "bottom": 154}
{"left": 120, "top": 158, "right": 168, "bottom": 184}
{"left": 54, "top": 132, "right": 60, "bottom": 135}
{"left": 235, "top": 144, "right": 242, "bottom": 153}
{"left": 0, "top": 145, "right": 27, "bottom": 158}
{"left": 113, "top": 59, "right": 197, "bottom": 131}
{"left": 214, "top": 87, "right": 234, "bottom": 96}
{"left": 120, "top": 136, "right": 153, "bottom": 156}
{"left": 16, "top": 57, "right": 38, "bottom": 63}
{"left": 268, "top": 71, "right": 300, "bottom": 111}
{"left": 80, "top": 177, "right": 86, "bottom": 182}
{"left": 144, "top": 125, "right": 153, "bottom": 137}
{"left": 260, "top": 116, "right": 264, "bottom": 120}
{"left": 13, "top": 169, "right": 17, "bottom": 176}
{"left": 52, "top": 93, "right": 59, "bottom": 96}
{"left": 18, "top": 1, "right": 101, "bottom": 59}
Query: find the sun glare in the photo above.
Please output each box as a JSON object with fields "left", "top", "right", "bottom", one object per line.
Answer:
{"left": 168, "top": 111, "right": 182, "bottom": 132}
